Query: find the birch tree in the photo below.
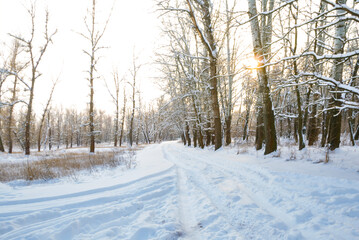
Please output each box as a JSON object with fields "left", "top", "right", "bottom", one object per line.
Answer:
{"left": 247, "top": 0, "right": 277, "bottom": 154}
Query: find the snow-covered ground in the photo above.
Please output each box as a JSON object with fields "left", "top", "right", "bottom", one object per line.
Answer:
{"left": 1, "top": 142, "right": 359, "bottom": 239}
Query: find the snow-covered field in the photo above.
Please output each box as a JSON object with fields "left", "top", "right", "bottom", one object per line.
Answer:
{"left": 1, "top": 142, "right": 359, "bottom": 239}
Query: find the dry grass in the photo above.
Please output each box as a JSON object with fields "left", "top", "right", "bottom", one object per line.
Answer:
{"left": 0, "top": 149, "right": 137, "bottom": 183}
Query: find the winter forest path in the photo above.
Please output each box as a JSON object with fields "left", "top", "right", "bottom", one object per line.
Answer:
{"left": 1, "top": 142, "right": 359, "bottom": 239}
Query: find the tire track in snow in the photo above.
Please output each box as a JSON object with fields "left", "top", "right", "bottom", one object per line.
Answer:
{"left": 176, "top": 167, "right": 202, "bottom": 239}
{"left": 164, "top": 143, "right": 359, "bottom": 240}
{"left": 162, "top": 143, "right": 303, "bottom": 239}
{"left": 0, "top": 166, "right": 176, "bottom": 208}
{"left": 175, "top": 148, "right": 356, "bottom": 240}
{"left": 162, "top": 144, "right": 243, "bottom": 239}
{"left": 0, "top": 166, "right": 179, "bottom": 240}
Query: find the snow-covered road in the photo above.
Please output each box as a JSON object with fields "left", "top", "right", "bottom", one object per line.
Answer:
{"left": 1, "top": 142, "right": 359, "bottom": 239}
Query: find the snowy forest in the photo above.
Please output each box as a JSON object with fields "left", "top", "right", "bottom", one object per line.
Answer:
{"left": 1, "top": 0, "right": 359, "bottom": 156}
{"left": 1, "top": 0, "right": 359, "bottom": 239}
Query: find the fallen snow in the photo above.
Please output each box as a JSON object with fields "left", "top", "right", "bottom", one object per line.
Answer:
{"left": 1, "top": 142, "right": 359, "bottom": 239}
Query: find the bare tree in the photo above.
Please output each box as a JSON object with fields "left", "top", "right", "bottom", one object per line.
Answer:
{"left": 185, "top": 0, "right": 223, "bottom": 150}
{"left": 37, "top": 78, "right": 58, "bottom": 152}
{"left": 105, "top": 70, "right": 122, "bottom": 147}
{"left": 128, "top": 54, "right": 141, "bottom": 147}
{"left": 0, "top": 65, "right": 8, "bottom": 152}
{"left": 7, "top": 40, "right": 26, "bottom": 153}
{"left": 327, "top": 0, "right": 348, "bottom": 150}
{"left": 119, "top": 87, "right": 126, "bottom": 147}
{"left": 247, "top": 0, "right": 277, "bottom": 154}
{"left": 80, "top": 0, "right": 111, "bottom": 153}
{"left": 10, "top": 5, "right": 57, "bottom": 155}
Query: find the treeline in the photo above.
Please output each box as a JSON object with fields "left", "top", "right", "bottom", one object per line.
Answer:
{"left": 0, "top": 1, "right": 177, "bottom": 155}
{"left": 2, "top": 0, "right": 359, "bottom": 155}
{"left": 0, "top": 103, "right": 175, "bottom": 154}
{"left": 156, "top": 0, "right": 359, "bottom": 154}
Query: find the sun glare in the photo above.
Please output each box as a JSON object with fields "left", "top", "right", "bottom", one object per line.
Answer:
{"left": 246, "top": 57, "right": 259, "bottom": 69}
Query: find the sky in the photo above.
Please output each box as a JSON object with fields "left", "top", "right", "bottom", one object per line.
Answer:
{"left": 0, "top": 0, "right": 163, "bottom": 115}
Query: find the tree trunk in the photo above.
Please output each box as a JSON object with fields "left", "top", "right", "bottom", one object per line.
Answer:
{"left": 89, "top": 73, "right": 95, "bottom": 153}
{"left": 182, "top": 132, "right": 186, "bottom": 145}
{"left": 205, "top": 120, "right": 211, "bottom": 146}
{"left": 185, "top": 122, "right": 191, "bottom": 146}
{"left": 186, "top": 0, "right": 222, "bottom": 150}
{"left": 290, "top": 4, "right": 305, "bottom": 150}
{"left": 294, "top": 119, "right": 298, "bottom": 143}
{"left": 255, "top": 105, "right": 264, "bottom": 150}
{"left": 198, "top": 128, "right": 204, "bottom": 148}
{"left": 248, "top": 0, "right": 277, "bottom": 155}
{"left": 193, "top": 129, "right": 198, "bottom": 148}
{"left": 7, "top": 98, "right": 14, "bottom": 153}
{"left": 243, "top": 107, "right": 250, "bottom": 141}
{"left": 7, "top": 78, "right": 18, "bottom": 154}
{"left": 119, "top": 88, "right": 126, "bottom": 147}
{"left": 129, "top": 71, "right": 136, "bottom": 147}
{"left": 25, "top": 78, "right": 36, "bottom": 155}
{"left": 224, "top": 0, "right": 233, "bottom": 146}
{"left": 308, "top": 92, "right": 319, "bottom": 145}
{"left": 321, "top": 112, "right": 329, "bottom": 147}
{"left": 287, "top": 114, "right": 291, "bottom": 138}
{"left": 354, "top": 123, "right": 359, "bottom": 140}
{"left": 225, "top": 116, "right": 232, "bottom": 146}
{"left": 114, "top": 104, "right": 119, "bottom": 147}
{"left": 327, "top": 0, "right": 347, "bottom": 150}
{"left": 295, "top": 84, "right": 305, "bottom": 150}
{"left": 37, "top": 126, "right": 43, "bottom": 152}
{"left": 0, "top": 135, "right": 4, "bottom": 152}
{"left": 348, "top": 117, "right": 355, "bottom": 146}
{"left": 48, "top": 113, "right": 52, "bottom": 150}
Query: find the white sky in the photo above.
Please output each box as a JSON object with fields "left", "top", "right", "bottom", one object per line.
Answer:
{"left": 0, "top": 0, "right": 163, "bottom": 115}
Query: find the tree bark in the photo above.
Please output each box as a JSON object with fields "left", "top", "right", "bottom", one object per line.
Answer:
{"left": 255, "top": 107, "right": 265, "bottom": 150}
{"left": 186, "top": 0, "right": 222, "bottom": 150}
{"left": 119, "top": 88, "right": 126, "bottom": 147}
{"left": 185, "top": 122, "right": 191, "bottom": 146}
{"left": 308, "top": 92, "right": 320, "bottom": 145}
{"left": 25, "top": 77, "right": 35, "bottom": 155}
{"left": 327, "top": 0, "right": 347, "bottom": 150}
{"left": 248, "top": 0, "right": 277, "bottom": 154}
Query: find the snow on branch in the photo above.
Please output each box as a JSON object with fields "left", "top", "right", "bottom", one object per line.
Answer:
{"left": 0, "top": 68, "right": 31, "bottom": 90}
{"left": 236, "top": 0, "right": 296, "bottom": 26}
{"left": 323, "top": 0, "right": 359, "bottom": 18}
{"left": 300, "top": 72, "right": 359, "bottom": 96}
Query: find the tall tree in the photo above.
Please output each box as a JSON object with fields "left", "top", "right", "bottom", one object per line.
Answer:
{"left": 224, "top": 0, "right": 235, "bottom": 146}
{"left": 247, "top": 0, "right": 277, "bottom": 154}
{"left": 119, "top": 87, "right": 126, "bottom": 147}
{"left": 105, "top": 71, "right": 122, "bottom": 147}
{"left": 37, "top": 78, "right": 58, "bottom": 152}
{"left": 290, "top": 2, "right": 305, "bottom": 150}
{"left": 128, "top": 54, "right": 141, "bottom": 147}
{"left": 80, "top": 0, "right": 111, "bottom": 153}
{"left": 7, "top": 40, "right": 22, "bottom": 153}
{"left": 327, "top": 0, "right": 347, "bottom": 150}
{"left": 185, "top": 0, "right": 223, "bottom": 150}
{"left": 10, "top": 5, "right": 56, "bottom": 155}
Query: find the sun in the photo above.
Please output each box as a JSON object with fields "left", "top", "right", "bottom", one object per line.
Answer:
{"left": 245, "top": 57, "right": 259, "bottom": 69}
